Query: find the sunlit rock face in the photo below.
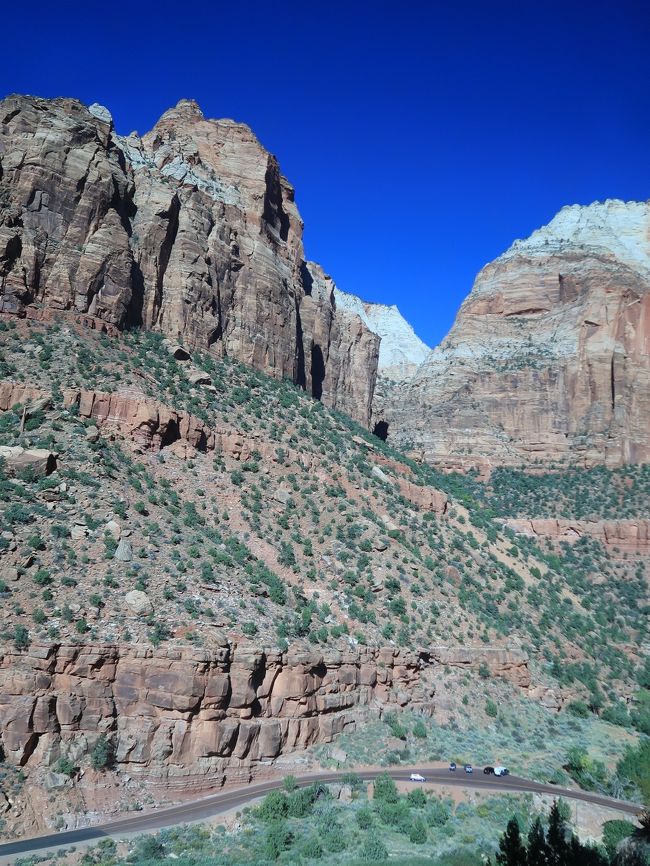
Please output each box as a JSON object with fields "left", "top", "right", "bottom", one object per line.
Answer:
{"left": 387, "top": 200, "right": 650, "bottom": 468}
{"left": 334, "top": 288, "right": 429, "bottom": 382}
{"left": 0, "top": 95, "right": 378, "bottom": 426}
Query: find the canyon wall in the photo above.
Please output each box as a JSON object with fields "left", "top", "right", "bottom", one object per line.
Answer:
{"left": 0, "top": 640, "right": 528, "bottom": 836}
{"left": 388, "top": 200, "right": 650, "bottom": 468}
{"left": 0, "top": 642, "right": 434, "bottom": 781}
{"left": 0, "top": 640, "right": 529, "bottom": 781}
{"left": 334, "top": 287, "right": 430, "bottom": 382}
{"left": 0, "top": 95, "right": 378, "bottom": 425}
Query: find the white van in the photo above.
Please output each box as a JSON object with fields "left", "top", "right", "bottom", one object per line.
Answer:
{"left": 494, "top": 766, "right": 509, "bottom": 776}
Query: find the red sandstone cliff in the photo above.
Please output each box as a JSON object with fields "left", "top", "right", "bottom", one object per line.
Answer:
{"left": 387, "top": 200, "right": 650, "bottom": 468}
{"left": 0, "top": 95, "right": 378, "bottom": 425}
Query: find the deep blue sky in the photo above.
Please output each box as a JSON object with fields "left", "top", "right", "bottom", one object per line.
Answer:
{"left": 2, "top": 0, "right": 648, "bottom": 347}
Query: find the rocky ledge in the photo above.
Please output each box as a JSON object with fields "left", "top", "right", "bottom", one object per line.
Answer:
{"left": 504, "top": 517, "right": 650, "bottom": 555}
{"left": 0, "top": 640, "right": 529, "bottom": 777}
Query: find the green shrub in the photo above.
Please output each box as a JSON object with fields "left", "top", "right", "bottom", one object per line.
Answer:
{"left": 602, "top": 820, "right": 635, "bottom": 858}
{"left": 409, "top": 817, "right": 428, "bottom": 843}
{"left": 373, "top": 773, "right": 399, "bottom": 803}
{"left": 13, "top": 625, "right": 29, "bottom": 650}
{"left": 258, "top": 790, "right": 289, "bottom": 822}
{"left": 90, "top": 735, "right": 113, "bottom": 770}
{"left": 263, "top": 821, "right": 293, "bottom": 859}
{"left": 617, "top": 738, "right": 650, "bottom": 802}
{"left": 360, "top": 834, "right": 388, "bottom": 861}
{"left": 357, "top": 807, "right": 373, "bottom": 829}
{"left": 384, "top": 712, "right": 407, "bottom": 740}
{"left": 412, "top": 719, "right": 428, "bottom": 738}
{"left": 407, "top": 788, "right": 427, "bottom": 808}
{"left": 427, "top": 797, "right": 451, "bottom": 826}
{"left": 565, "top": 700, "right": 590, "bottom": 718}
{"left": 300, "top": 836, "right": 323, "bottom": 859}
{"left": 54, "top": 756, "right": 76, "bottom": 777}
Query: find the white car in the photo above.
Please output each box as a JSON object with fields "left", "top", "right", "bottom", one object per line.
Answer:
{"left": 409, "top": 773, "right": 426, "bottom": 782}
{"left": 494, "top": 766, "right": 509, "bottom": 776}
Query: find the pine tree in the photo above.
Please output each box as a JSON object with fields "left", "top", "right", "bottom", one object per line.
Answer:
{"left": 547, "top": 801, "right": 569, "bottom": 866}
{"left": 567, "top": 835, "right": 608, "bottom": 866}
{"left": 528, "top": 816, "right": 550, "bottom": 866}
{"left": 496, "top": 817, "right": 528, "bottom": 866}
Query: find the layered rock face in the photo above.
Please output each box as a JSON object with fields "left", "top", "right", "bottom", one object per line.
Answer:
{"left": 504, "top": 517, "right": 650, "bottom": 556}
{"left": 0, "top": 95, "right": 378, "bottom": 425}
{"left": 388, "top": 200, "right": 650, "bottom": 468}
{"left": 0, "top": 641, "right": 437, "bottom": 781}
{"left": 0, "top": 641, "right": 529, "bottom": 780}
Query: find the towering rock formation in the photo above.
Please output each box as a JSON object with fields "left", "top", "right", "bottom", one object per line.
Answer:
{"left": 388, "top": 200, "right": 650, "bottom": 468}
{"left": 334, "top": 288, "right": 429, "bottom": 381}
{"left": 0, "top": 95, "right": 378, "bottom": 425}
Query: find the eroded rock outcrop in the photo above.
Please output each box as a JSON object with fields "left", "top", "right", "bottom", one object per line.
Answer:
{"left": 0, "top": 641, "right": 436, "bottom": 779}
{"left": 427, "top": 646, "right": 530, "bottom": 689}
{"left": 504, "top": 517, "right": 650, "bottom": 555}
{"left": 0, "top": 95, "right": 378, "bottom": 425}
{"left": 388, "top": 200, "right": 650, "bottom": 468}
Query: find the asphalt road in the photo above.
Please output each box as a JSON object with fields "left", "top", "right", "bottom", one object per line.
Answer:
{"left": 0, "top": 767, "right": 641, "bottom": 859}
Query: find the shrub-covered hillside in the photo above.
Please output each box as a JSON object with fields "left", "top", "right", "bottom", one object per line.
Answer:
{"left": 0, "top": 316, "right": 648, "bottom": 712}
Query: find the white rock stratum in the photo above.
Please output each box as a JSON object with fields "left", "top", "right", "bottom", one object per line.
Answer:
{"left": 334, "top": 288, "right": 429, "bottom": 381}
{"left": 386, "top": 198, "right": 650, "bottom": 468}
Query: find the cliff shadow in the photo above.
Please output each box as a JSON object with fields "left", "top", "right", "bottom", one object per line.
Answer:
{"left": 373, "top": 421, "right": 389, "bottom": 442}
{"left": 311, "top": 344, "right": 325, "bottom": 400}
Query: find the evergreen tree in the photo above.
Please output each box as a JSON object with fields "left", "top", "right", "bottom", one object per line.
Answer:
{"left": 612, "top": 843, "right": 650, "bottom": 866}
{"left": 528, "top": 816, "right": 550, "bottom": 866}
{"left": 496, "top": 817, "right": 528, "bottom": 866}
{"left": 567, "top": 835, "right": 608, "bottom": 866}
{"left": 373, "top": 772, "right": 399, "bottom": 803}
{"left": 547, "top": 801, "right": 569, "bottom": 866}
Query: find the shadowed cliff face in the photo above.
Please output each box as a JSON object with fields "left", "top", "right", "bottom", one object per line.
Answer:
{"left": 0, "top": 95, "right": 378, "bottom": 426}
{"left": 387, "top": 201, "right": 650, "bottom": 468}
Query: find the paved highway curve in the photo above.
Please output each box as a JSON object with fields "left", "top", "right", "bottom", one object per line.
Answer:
{"left": 0, "top": 767, "right": 641, "bottom": 859}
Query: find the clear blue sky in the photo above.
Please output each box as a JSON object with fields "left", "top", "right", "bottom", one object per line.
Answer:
{"left": 2, "top": 0, "right": 648, "bottom": 347}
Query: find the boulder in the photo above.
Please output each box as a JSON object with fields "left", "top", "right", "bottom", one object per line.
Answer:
{"left": 0, "top": 446, "right": 57, "bottom": 477}
{"left": 104, "top": 520, "right": 122, "bottom": 541}
{"left": 124, "top": 590, "right": 153, "bottom": 616}
{"left": 188, "top": 370, "right": 212, "bottom": 386}
{"left": 114, "top": 539, "right": 133, "bottom": 562}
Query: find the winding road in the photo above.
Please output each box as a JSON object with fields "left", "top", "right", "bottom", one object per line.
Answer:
{"left": 0, "top": 767, "right": 641, "bottom": 860}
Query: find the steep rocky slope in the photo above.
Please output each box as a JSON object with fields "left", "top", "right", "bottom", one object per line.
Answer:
{"left": 388, "top": 200, "right": 650, "bottom": 468}
{"left": 0, "top": 95, "right": 378, "bottom": 426}
{"left": 0, "top": 315, "right": 647, "bottom": 837}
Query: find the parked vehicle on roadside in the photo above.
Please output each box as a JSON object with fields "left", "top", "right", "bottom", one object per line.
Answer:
{"left": 483, "top": 766, "right": 495, "bottom": 774}
{"left": 464, "top": 764, "right": 473, "bottom": 774}
{"left": 449, "top": 762, "right": 457, "bottom": 771}
{"left": 409, "top": 772, "right": 426, "bottom": 782}
{"left": 494, "top": 766, "right": 509, "bottom": 776}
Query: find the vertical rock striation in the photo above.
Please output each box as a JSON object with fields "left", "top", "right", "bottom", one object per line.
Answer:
{"left": 388, "top": 200, "right": 650, "bottom": 467}
{"left": 0, "top": 95, "right": 378, "bottom": 425}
